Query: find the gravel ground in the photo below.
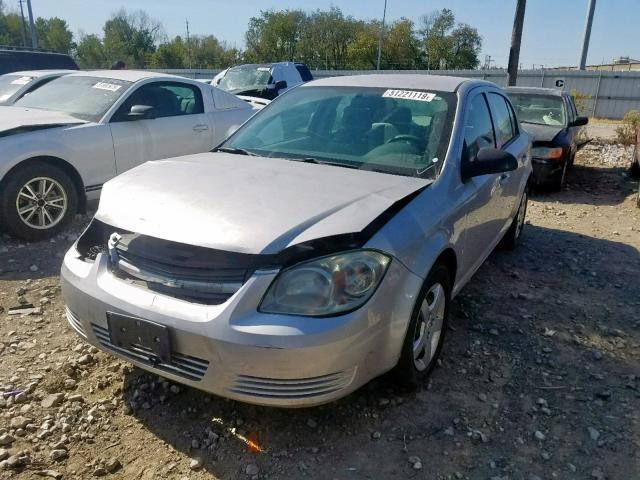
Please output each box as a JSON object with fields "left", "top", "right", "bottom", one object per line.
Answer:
{"left": 0, "top": 142, "right": 639, "bottom": 480}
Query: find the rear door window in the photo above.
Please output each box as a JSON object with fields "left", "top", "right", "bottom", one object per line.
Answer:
{"left": 487, "top": 93, "right": 516, "bottom": 148}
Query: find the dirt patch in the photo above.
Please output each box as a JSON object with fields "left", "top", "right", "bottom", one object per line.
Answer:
{"left": 1, "top": 143, "right": 639, "bottom": 480}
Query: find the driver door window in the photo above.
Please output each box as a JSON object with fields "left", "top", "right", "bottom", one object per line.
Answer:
{"left": 111, "top": 82, "right": 204, "bottom": 122}
{"left": 464, "top": 94, "right": 495, "bottom": 162}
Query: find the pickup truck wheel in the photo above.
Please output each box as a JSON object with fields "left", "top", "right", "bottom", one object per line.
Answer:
{"left": 501, "top": 188, "right": 528, "bottom": 250}
{"left": 0, "top": 163, "right": 77, "bottom": 241}
{"left": 392, "top": 263, "right": 450, "bottom": 388}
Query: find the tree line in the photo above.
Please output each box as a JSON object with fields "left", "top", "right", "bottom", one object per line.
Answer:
{"left": 0, "top": 2, "right": 482, "bottom": 71}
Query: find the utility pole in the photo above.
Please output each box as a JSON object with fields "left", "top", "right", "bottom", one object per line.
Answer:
{"left": 185, "top": 19, "right": 192, "bottom": 69}
{"left": 507, "top": 0, "right": 526, "bottom": 86}
{"left": 579, "top": 0, "right": 596, "bottom": 70}
{"left": 18, "top": 0, "right": 28, "bottom": 47}
{"left": 376, "top": 0, "right": 387, "bottom": 71}
{"left": 484, "top": 54, "right": 493, "bottom": 70}
{"left": 25, "top": 0, "right": 37, "bottom": 49}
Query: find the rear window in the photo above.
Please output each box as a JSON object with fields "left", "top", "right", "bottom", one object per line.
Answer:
{"left": 295, "top": 64, "right": 313, "bottom": 82}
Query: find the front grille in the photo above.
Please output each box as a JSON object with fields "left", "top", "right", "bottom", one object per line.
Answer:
{"left": 92, "top": 323, "right": 209, "bottom": 381}
{"left": 230, "top": 370, "right": 356, "bottom": 400}
{"left": 65, "top": 306, "right": 87, "bottom": 338}
{"left": 112, "top": 248, "right": 248, "bottom": 305}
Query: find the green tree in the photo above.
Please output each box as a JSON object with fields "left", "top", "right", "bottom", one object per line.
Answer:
{"left": 152, "top": 36, "right": 187, "bottom": 68}
{"left": 298, "top": 7, "right": 359, "bottom": 69}
{"left": 35, "top": 17, "right": 74, "bottom": 54}
{"left": 245, "top": 9, "right": 305, "bottom": 62}
{"left": 75, "top": 33, "right": 107, "bottom": 68}
{"left": 417, "top": 8, "right": 481, "bottom": 70}
{"left": 0, "top": 1, "right": 26, "bottom": 47}
{"left": 103, "top": 9, "right": 162, "bottom": 68}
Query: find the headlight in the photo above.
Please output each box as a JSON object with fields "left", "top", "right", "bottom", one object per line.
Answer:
{"left": 260, "top": 250, "right": 390, "bottom": 316}
{"left": 531, "top": 146, "right": 563, "bottom": 159}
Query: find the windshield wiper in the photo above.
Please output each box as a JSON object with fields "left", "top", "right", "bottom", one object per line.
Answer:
{"left": 214, "top": 146, "right": 257, "bottom": 156}
{"left": 297, "top": 157, "right": 360, "bottom": 169}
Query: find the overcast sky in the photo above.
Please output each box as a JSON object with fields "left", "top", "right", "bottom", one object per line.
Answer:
{"left": 27, "top": 0, "right": 640, "bottom": 68}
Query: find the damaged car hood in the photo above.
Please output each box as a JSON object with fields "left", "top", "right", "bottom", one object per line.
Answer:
{"left": 0, "top": 106, "right": 86, "bottom": 137}
{"left": 520, "top": 122, "right": 564, "bottom": 143}
{"left": 96, "top": 153, "right": 430, "bottom": 254}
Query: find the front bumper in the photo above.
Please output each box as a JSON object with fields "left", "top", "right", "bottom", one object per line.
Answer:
{"left": 61, "top": 248, "right": 422, "bottom": 407}
{"left": 531, "top": 157, "right": 565, "bottom": 184}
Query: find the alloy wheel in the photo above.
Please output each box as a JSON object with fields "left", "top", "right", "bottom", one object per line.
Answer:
{"left": 15, "top": 177, "right": 68, "bottom": 230}
{"left": 412, "top": 283, "right": 446, "bottom": 371}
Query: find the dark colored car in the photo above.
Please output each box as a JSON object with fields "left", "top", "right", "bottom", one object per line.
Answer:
{"left": 506, "top": 86, "right": 588, "bottom": 190}
{"left": 0, "top": 47, "right": 78, "bottom": 75}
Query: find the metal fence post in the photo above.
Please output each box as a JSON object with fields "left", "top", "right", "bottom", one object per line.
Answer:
{"left": 592, "top": 71, "right": 602, "bottom": 117}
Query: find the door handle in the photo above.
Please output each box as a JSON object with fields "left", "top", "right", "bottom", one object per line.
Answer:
{"left": 193, "top": 124, "right": 209, "bottom": 132}
{"left": 499, "top": 173, "right": 510, "bottom": 184}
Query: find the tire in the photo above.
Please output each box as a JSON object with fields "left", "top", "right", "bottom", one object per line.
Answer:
{"left": 550, "top": 160, "right": 567, "bottom": 191}
{"left": 630, "top": 145, "right": 640, "bottom": 179}
{"left": 0, "top": 162, "right": 78, "bottom": 241}
{"left": 392, "top": 263, "right": 451, "bottom": 388}
{"left": 501, "top": 188, "right": 528, "bottom": 250}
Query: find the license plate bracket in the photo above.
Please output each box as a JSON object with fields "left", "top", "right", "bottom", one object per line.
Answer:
{"left": 107, "top": 312, "right": 171, "bottom": 363}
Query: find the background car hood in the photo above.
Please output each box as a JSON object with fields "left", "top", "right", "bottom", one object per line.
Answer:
{"left": 520, "top": 122, "right": 564, "bottom": 143}
{"left": 0, "top": 106, "right": 85, "bottom": 136}
{"left": 96, "top": 153, "right": 430, "bottom": 254}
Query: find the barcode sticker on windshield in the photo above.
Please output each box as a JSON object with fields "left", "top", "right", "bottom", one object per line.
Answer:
{"left": 382, "top": 89, "right": 436, "bottom": 102}
{"left": 11, "top": 76, "right": 32, "bottom": 85}
{"left": 92, "top": 82, "right": 122, "bottom": 92}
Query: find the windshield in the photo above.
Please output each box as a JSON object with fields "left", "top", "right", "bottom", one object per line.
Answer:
{"left": 222, "top": 86, "right": 456, "bottom": 179}
{"left": 14, "top": 76, "right": 132, "bottom": 121}
{"left": 0, "top": 74, "right": 34, "bottom": 103}
{"left": 218, "top": 66, "right": 272, "bottom": 92}
{"left": 508, "top": 93, "right": 566, "bottom": 127}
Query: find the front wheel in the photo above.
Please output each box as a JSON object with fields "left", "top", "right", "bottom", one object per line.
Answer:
{"left": 392, "top": 263, "right": 451, "bottom": 388}
{"left": 0, "top": 162, "right": 78, "bottom": 241}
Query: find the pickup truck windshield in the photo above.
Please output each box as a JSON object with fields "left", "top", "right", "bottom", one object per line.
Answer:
{"left": 508, "top": 93, "right": 567, "bottom": 127}
{"left": 218, "top": 66, "right": 272, "bottom": 92}
{"left": 14, "top": 76, "right": 132, "bottom": 122}
{"left": 222, "top": 85, "right": 456, "bottom": 179}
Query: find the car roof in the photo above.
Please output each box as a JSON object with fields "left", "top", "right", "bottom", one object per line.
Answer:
{"left": 504, "top": 86, "right": 565, "bottom": 97}
{"left": 5, "top": 69, "right": 76, "bottom": 78}
{"left": 305, "top": 74, "right": 491, "bottom": 93}
{"left": 65, "top": 70, "right": 183, "bottom": 82}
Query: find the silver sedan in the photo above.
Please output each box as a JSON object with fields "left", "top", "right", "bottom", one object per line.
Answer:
{"left": 62, "top": 74, "right": 531, "bottom": 407}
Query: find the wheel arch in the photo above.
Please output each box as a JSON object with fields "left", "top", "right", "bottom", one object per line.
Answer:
{"left": 0, "top": 156, "right": 86, "bottom": 213}
{"left": 434, "top": 248, "right": 457, "bottom": 288}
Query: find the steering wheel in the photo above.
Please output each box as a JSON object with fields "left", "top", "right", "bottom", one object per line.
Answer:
{"left": 387, "top": 134, "right": 424, "bottom": 149}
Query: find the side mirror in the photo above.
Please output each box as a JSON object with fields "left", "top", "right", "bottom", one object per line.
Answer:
{"left": 128, "top": 104, "right": 154, "bottom": 120}
{"left": 274, "top": 80, "right": 287, "bottom": 90}
{"left": 570, "top": 116, "right": 588, "bottom": 127}
{"left": 461, "top": 148, "right": 518, "bottom": 182}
